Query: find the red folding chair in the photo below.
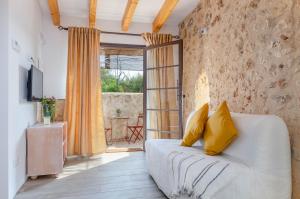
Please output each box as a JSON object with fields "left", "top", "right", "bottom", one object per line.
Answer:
{"left": 127, "top": 114, "right": 143, "bottom": 143}
{"left": 104, "top": 119, "right": 112, "bottom": 145}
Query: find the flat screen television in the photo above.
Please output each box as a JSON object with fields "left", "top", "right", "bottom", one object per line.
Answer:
{"left": 27, "top": 65, "right": 43, "bottom": 101}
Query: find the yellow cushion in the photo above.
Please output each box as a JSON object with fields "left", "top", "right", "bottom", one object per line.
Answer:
{"left": 203, "top": 101, "right": 238, "bottom": 155}
{"left": 181, "top": 103, "right": 209, "bottom": 147}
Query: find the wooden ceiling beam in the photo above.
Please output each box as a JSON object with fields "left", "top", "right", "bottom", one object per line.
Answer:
{"left": 122, "top": 0, "right": 139, "bottom": 31}
{"left": 48, "top": 0, "right": 60, "bottom": 26}
{"left": 152, "top": 0, "right": 179, "bottom": 33}
{"left": 89, "top": 0, "right": 97, "bottom": 28}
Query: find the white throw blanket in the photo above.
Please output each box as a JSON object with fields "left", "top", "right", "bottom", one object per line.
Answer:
{"left": 166, "top": 150, "right": 249, "bottom": 199}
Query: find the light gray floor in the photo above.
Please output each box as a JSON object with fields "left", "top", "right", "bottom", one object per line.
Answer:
{"left": 16, "top": 152, "right": 167, "bottom": 199}
{"left": 106, "top": 141, "right": 143, "bottom": 152}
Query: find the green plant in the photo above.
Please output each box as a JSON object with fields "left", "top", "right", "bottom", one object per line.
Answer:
{"left": 116, "top": 109, "right": 121, "bottom": 116}
{"left": 101, "top": 69, "right": 143, "bottom": 93}
{"left": 41, "top": 97, "right": 56, "bottom": 122}
{"left": 119, "top": 74, "right": 143, "bottom": 93}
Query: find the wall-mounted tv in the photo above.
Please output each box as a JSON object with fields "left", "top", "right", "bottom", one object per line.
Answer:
{"left": 27, "top": 65, "right": 43, "bottom": 101}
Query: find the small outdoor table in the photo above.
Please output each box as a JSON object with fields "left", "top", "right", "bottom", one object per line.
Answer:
{"left": 109, "top": 116, "right": 129, "bottom": 142}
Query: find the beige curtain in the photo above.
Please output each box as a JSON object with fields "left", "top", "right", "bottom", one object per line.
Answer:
{"left": 64, "top": 27, "right": 106, "bottom": 156}
{"left": 142, "top": 33, "right": 179, "bottom": 139}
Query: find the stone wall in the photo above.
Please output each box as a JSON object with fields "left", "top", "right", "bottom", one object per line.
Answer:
{"left": 38, "top": 94, "right": 143, "bottom": 140}
{"left": 36, "top": 99, "right": 65, "bottom": 122}
{"left": 102, "top": 93, "right": 143, "bottom": 139}
{"left": 179, "top": 0, "right": 300, "bottom": 197}
{"left": 37, "top": 93, "right": 143, "bottom": 138}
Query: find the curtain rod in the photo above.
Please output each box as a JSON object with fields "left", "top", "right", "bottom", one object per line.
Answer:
{"left": 58, "top": 26, "right": 180, "bottom": 39}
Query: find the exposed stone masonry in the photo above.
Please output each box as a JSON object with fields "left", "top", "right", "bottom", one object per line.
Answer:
{"left": 179, "top": 0, "right": 300, "bottom": 197}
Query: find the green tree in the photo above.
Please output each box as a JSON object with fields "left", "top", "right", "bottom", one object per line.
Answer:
{"left": 120, "top": 74, "right": 143, "bottom": 92}
{"left": 101, "top": 69, "right": 123, "bottom": 92}
{"left": 101, "top": 69, "right": 143, "bottom": 93}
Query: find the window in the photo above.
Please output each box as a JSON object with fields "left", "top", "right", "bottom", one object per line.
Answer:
{"left": 100, "top": 45, "right": 144, "bottom": 93}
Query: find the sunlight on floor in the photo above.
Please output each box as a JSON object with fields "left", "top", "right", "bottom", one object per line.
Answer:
{"left": 16, "top": 152, "right": 166, "bottom": 199}
{"left": 57, "top": 152, "right": 130, "bottom": 179}
{"left": 106, "top": 141, "right": 143, "bottom": 152}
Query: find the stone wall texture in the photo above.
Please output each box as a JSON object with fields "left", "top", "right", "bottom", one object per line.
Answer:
{"left": 179, "top": 0, "right": 300, "bottom": 197}
{"left": 102, "top": 93, "right": 143, "bottom": 139}
{"left": 39, "top": 94, "right": 143, "bottom": 139}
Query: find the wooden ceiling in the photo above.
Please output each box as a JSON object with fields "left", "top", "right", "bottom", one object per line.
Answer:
{"left": 89, "top": 0, "right": 97, "bottom": 27}
{"left": 47, "top": 0, "right": 179, "bottom": 32}
{"left": 48, "top": 0, "right": 60, "bottom": 26}
{"left": 152, "top": 0, "right": 179, "bottom": 32}
{"left": 122, "top": 0, "right": 139, "bottom": 31}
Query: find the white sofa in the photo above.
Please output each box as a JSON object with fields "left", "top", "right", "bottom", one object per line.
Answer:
{"left": 145, "top": 112, "right": 291, "bottom": 199}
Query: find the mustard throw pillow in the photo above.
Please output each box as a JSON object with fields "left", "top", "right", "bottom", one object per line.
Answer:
{"left": 181, "top": 103, "right": 209, "bottom": 147}
{"left": 203, "top": 101, "right": 238, "bottom": 155}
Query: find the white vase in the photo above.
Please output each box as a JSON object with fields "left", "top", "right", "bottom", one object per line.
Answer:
{"left": 43, "top": 116, "right": 51, "bottom": 125}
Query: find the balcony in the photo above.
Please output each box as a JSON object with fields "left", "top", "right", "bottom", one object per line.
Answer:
{"left": 102, "top": 93, "right": 143, "bottom": 152}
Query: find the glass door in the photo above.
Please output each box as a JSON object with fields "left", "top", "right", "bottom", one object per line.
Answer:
{"left": 143, "top": 40, "right": 183, "bottom": 147}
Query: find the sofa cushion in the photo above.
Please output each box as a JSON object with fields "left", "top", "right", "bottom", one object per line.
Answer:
{"left": 181, "top": 103, "right": 208, "bottom": 147}
{"left": 203, "top": 101, "right": 238, "bottom": 155}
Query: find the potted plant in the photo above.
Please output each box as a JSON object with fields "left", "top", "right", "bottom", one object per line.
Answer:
{"left": 40, "top": 97, "right": 56, "bottom": 125}
{"left": 116, "top": 108, "right": 121, "bottom": 117}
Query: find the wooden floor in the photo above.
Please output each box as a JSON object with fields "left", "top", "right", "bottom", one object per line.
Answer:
{"left": 16, "top": 152, "right": 167, "bottom": 199}
{"left": 106, "top": 141, "right": 143, "bottom": 153}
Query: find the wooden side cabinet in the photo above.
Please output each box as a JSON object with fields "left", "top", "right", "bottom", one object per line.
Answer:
{"left": 26, "top": 122, "right": 67, "bottom": 179}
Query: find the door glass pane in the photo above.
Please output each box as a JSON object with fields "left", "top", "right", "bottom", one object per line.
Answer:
{"left": 146, "top": 128, "right": 180, "bottom": 140}
{"left": 144, "top": 41, "right": 182, "bottom": 142}
{"left": 147, "top": 110, "right": 179, "bottom": 131}
{"left": 146, "top": 44, "right": 179, "bottom": 68}
{"left": 146, "top": 89, "right": 179, "bottom": 110}
{"left": 146, "top": 66, "right": 179, "bottom": 89}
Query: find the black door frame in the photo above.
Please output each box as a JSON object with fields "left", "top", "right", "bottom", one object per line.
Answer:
{"left": 100, "top": 42, "right": 146, "bottom": 49}
{"left": 143, "top": 39, "right": 184, "bottom": 150}
{"left": 99, "top": 41, "right": 184, "bottom": 151}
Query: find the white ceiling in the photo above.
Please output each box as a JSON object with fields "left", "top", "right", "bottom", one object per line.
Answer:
{"left": 39, "top": 0, "right": 200, "bottom": 26}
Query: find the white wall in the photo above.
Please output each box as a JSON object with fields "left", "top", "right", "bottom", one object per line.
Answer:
{"left": 7, "top": 0, "right": 43, "bottom": 198}
{"left": 1, "top": 4, "right": 178, "bottom": 197}
{"left": 0, "top": 0, "right": 10, "bottom": 198}
{"left": 42, "top": 14, "right": 179, "bottom": 98}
